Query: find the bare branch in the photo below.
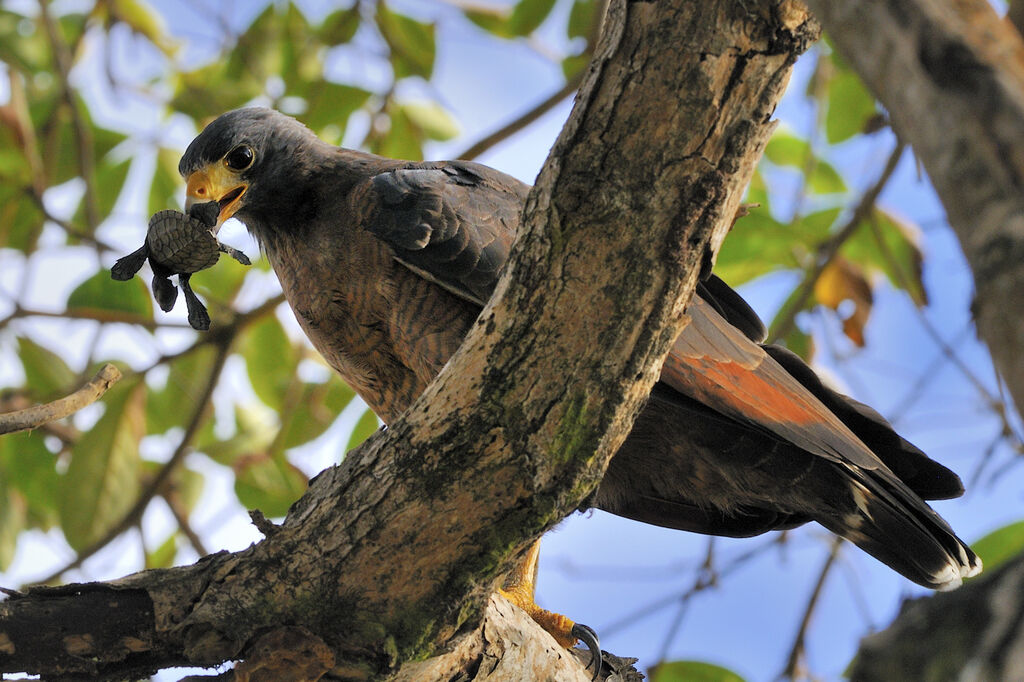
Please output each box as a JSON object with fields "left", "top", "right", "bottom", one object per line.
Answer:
{"left": 0, "top": 363, "right": 122, "bottom": 435}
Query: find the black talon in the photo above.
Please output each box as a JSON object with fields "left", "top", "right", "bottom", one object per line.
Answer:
{"left": 571, "top": 622, "right": 602, "bottom": 680}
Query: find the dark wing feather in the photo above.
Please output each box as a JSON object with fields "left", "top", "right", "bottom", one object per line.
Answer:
{"left": 762, "top": 344, "right": 964, "bottom": 500}
{"left": 361, "top": 160, "right": 527, "bottom": 306}
{"left": 695, "top": 273, "right": 767, "bottom": 343}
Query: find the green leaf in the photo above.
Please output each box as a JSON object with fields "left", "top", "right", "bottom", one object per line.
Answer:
{"left": 826, "top": 68, "right": 877, "bottom": 144}
{"left": 714, "top": 208, "right": 796, "bottom": 285}
{"left": 189, "top": 246, "right": 252, "bottom": 309}
{"left": 373, "top": 104, "right": 423, "bottom": 161}
{"left": 200, "top": 403, "right": 277, "bottom": 466}
{"left": 0, "top": 184, "right": 44, "bottom": 251}
{"left": 319, "top": 6, "right": 360, "bottom": 44}
{"left": 807, "top": 159, "right": 846, "bottom": 194}
{"left": 508, "top": 0, "right": 557, "bottom": 36}
{"left": 764, "top": 131, "right": 810, "bottom": 168}
{"left": 74, "top": 156, "right": 131, "bottom": 227}
{"left": 60, "top": 378, "right": 144, "bottom": 551}
{"left": 17, "top": 336, "right": 75, "bottom": 401}
{"left": 401, "top": 101, "right": 460, "bottom": 141}
{"left": 562, "top": 53, "right": 589, "bottom": 80}
{"left": 568, "top": 0, "right": 599, "bottom": 40}
{"left": 149, "top": 147, "right": 182, "bottom": 215}
{"left": 301, "top": 82, "right": 372, "bottom": 139}
{"left": 146, "top": 532, "right": 178, "bottom": 569}
{"left": 841, "top": 208, "right": 927, "bottom": 306}
{"left": 763, "top": 131, "right": 846, "bottom": 195}
{"left": 0, "top": 431, "right": 60, "bottom": 530}
{"left": 377, "top": 3, "right": 436, "bottom": 80}
{"left": 970, "top": 520, "right": 1024, "bottom": 573}
{"left": 147, "top": 345, "right": 217, "bottom": 435}
{"left": 279, "top": 377, "right": 355, "bottom": 451}
{"left": 67, "top": 269, "right": 154, "bottom": 319}
{"left": 650, "top": 660, "right": 746, "bottom": 682}
{"left": 109, "top": 0, "right": 178, "bottom": 56}
{"left": 346, "top": 408, "right": 381, "bottom": 453}
{"left": 464, "top": 8, "right": 511, "bottom": 37}
{"left": 781, "top": 324, "right": 814, "bottom": 361}
{"left": 234, "top": 453, "right": 308, "bottom": 517}
{"left": 0, "top": 485, "right": 26, "bottom": 571}
{"left": 242, "top": 315, "right": 297, "bottom": 411}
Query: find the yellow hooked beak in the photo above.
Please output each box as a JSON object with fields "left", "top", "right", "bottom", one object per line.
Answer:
{"left": 184, "top": 163, "right": 247, "bottom": 231}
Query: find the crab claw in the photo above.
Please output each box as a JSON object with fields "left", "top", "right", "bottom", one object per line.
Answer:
{"left": 571, "top": 622, "right": 602, "bottom": 680}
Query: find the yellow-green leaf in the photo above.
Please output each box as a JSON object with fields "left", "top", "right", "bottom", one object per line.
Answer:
{"left": 17, "top": 336, "right": 75, "bottom": 401}
{"left": 650, "top": 661, "right": 746, "bottom": 682}
{"left": 242, "top": 315, "right": 297, "bottom": 411}
{"left": 60, "top": 378, "right": 144, "bottom": 551}
{"left": 110, "top": 0, "right": 178, "bottom": 56}
{"left": 377, "top": 3, "right": 435, "bottom": 80}
{"left": 346, "top": 408, "right": 381, "bottom": 453}
{"left": 279, "top": 377, "right": 355, "bottom": 451}
{"left": 0, "top": 430, "right": 61, "bottom": 530}
{"left": 319, "top": 6, "right": 360, "bottom": 44}
{"left": 401, "top": 101, "right": 459, "bottom": 141}
{"left": 0, "top": 485, "right": 26, "bottom": 571}
{"left": 68, "top": 269, "right": 154, "bottom": 319}
{"left": 508, "top": 0, "right": 557, "bottom": 36}
{"left": 234, "top": 453, "right": 308, "bottom": 517}
{"left": 971, "top": 520, "right": 1024, "bottom": 573}
{"left": 145, "top": 532, "right": 178, "bottom": 569}
{"left": 147, "top": 345, "right": 217, "bottom": 435}
{"left": 826, "top": 67, "right": 878, "bottom": 144}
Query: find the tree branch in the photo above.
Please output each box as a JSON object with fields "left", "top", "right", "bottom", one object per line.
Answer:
{"left": 803, "top": 0, "right": 1024, "bottom": 418}
{"left": 0, "top": 1, "right": 817, "bottom": 678}
{"left": 0, "top": 363, "right": 121, "bottom": 435}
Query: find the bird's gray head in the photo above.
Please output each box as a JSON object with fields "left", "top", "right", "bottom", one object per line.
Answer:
{"left": 179, "top": 107, "right": 321, "bottom": 233}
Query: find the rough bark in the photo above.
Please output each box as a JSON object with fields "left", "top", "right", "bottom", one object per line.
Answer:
{"left": 850, "top": 553, "right": 1024, "bottom": 682}
{"left": 0, "top": 1, "right": 816, "bottom": 679}
{"left": 802, "top": 0, "right": 1024, "bottom": 419}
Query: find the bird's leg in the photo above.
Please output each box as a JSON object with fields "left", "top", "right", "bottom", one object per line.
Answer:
{"left": 498, "top": 539, "right": 602, "bottom": 679}
{"left": 178, "top": 274, "right": 210, "bottom": 331}
{"left": 218, "top": 242, "right": 251, "bottom": 266}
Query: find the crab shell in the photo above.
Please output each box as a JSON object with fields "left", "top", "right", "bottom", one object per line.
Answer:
{"left": 146, "top": 209, "right": 220, "bottom": 274}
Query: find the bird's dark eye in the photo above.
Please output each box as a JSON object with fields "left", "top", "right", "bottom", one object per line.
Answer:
{"left": 224, "top": 145, "right": 254, "bottom": 171}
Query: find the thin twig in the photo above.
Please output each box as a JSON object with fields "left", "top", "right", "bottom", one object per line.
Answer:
{"left": 164, "top": 491, "right": 210, "bottom": 558}
{"left": 779, "top": 537, "right": 843, "bottom": 681}
{"left": 0, "top": 364, "right": 122, "bottom": 435}
{"left": 767, "top": 143, "right": 905, "bottom": 344}
{"left": 457, "top": 70, "right": 585, "bottom": 161}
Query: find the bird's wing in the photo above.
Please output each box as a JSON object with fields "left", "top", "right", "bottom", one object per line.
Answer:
{"left": 695, "top": 273, "right": 767, "bottom": 343}
{"left": 357, "top": 160, "right": 527, "bottom": 306}
{"left": 664, "top": 294, "right": 886, "bottom": 470}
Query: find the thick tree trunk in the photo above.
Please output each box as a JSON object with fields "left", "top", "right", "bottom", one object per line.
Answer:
{"left": 0, "top": 1, "right": 816, "bottom": 679}
{"left": 803, "top": 2, "right": 1024, "bottom": 677}
{"left": 803, "top": 0, "right": 1024, "bottom": 419}
{"left": 850, "top": 553, "right": 1024, "bottom": 682}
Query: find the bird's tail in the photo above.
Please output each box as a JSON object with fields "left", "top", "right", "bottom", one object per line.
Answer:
{"left": 814, "top": 468, "right": 981, "bottom": 590}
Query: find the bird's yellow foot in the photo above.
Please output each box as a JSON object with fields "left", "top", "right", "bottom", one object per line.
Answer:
{"left": 499, "top": 539, "right": 602, "bottom": 679}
